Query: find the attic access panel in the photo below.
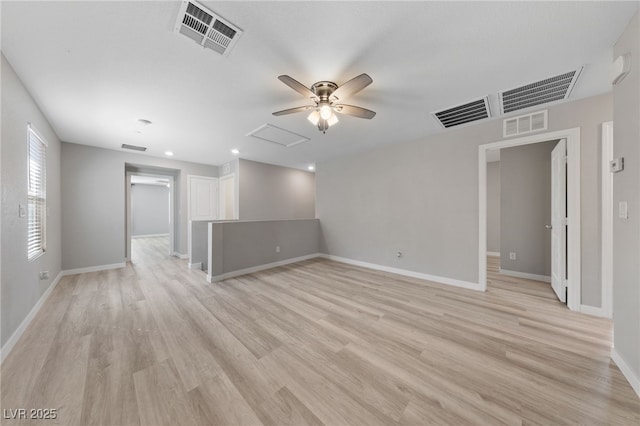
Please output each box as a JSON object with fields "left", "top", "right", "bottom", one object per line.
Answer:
{"left": 247, "top": 124, "right": 310, "bottom": 148}
{"left": 174, "top": 1, "right": 243, "bottom": 56}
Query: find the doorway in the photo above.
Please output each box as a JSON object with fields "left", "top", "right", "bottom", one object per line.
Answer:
{"left": 486, "top": 140, "right": 564, "bottom": 303}
{"left": 479, "top": 128, "right": 581, "bottom": 311}
{"left": 126, "top": 171, "right": 175, "bottom": 263}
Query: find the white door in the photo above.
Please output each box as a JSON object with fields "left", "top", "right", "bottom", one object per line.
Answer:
{"left": 188, "top": 176, "right": 218, "bottom": 221}
{"left": 219, "top": 174, "right": 237, "bottom": 220}
{"left": 551, "top": 139, "right": 567, "bottom": 303}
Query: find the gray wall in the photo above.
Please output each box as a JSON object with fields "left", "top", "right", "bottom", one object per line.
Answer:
{"left": 612, "top": 11, "right": 639, "bottom": 389}
{"left": 208, "top": 219, "right": 320, "bottom": 279}
{"left": 500, "top": 141, "right": 557, "bottom": 277}
{"left": 61, "top": 143, "right": 218, "bottom": 270}
{"left": 190, "top": 220, "right": 210, "bottom": 270}
{"left": 317, "top": 93, "right": 611, "bottom": 306}
{"left": 239, "top": 159, "right": 315, "bottom": 220}
{"left": 131, "top": 184, "right": 170, "bottom": 236}
{"left": 1, "top": 54, "right": 62, "bottom": 348}
{"left": 486, "top": 161, "right": 500, "bottom": 253}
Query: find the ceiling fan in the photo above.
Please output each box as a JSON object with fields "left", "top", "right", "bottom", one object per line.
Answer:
{"left": 272, "top": 73, "right": 376, "bottom": 133}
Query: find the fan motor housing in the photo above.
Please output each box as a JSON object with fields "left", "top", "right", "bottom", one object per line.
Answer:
{"left": 311, "top": 81, "right": 338, "bottom": 100}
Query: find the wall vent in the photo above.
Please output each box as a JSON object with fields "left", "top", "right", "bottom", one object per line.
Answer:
{"left": 503, "top": 110, "right": 548, "bottom": 138}
{"left": 247, "top": 124, "right": 310, "bottom": 147}
{"left": 174, "top": 1, "right": 243, "bottom": 56}
{"left": 499, "top": 68, "right": 582, "bottom": 114}
{"left": 121, "top": 144, "right": 147, "bottom": 152}
{"left": 432, "top": 97, "right": 491, "bottom": 128}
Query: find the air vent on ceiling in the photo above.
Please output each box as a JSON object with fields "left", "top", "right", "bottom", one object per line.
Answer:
{"left": 247, "top": 124, "right": 310, "bottom": 147}
{"left": 499, "top": 68, "right": 582, "bottom": 114}
{"left": 174, "top": 1, "right": 242, "bottom": 56}
{"left": 432, "top": 97, "right": 491, "bottom": 128}
{"left": 121, "top": 144, "right": 147, "bottom": 152}
{"left": 503, "top": 110, "right": 548, "bottom": 138}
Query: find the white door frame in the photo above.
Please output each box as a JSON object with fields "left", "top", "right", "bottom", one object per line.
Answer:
{"left": 479, "top": 127, "right": 581, "bottom": 311}
{"left": 126, "top": 171, "right": 175, "bottom": 261}
{"left": 601, "top": 121, "right": 613, "bottom": 319}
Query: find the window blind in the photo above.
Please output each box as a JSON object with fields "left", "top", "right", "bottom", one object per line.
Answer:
{"left": 28, "top": 127, "right": 46, "bottom": 260}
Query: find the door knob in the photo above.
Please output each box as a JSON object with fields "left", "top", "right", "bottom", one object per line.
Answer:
{"left": 545, "top": 224, "right": 552, "bottom": 229}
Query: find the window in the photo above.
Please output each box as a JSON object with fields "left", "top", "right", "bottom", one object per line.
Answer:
{"left": 27, "top": 126, "right": 47, "bottom": 260}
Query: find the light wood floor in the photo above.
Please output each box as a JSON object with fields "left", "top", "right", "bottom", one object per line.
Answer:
{"left": 1, "top": 238, "right": 638, "bottom": 425}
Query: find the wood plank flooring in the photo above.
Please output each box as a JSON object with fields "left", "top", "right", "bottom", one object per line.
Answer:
{"left": 1, "top": 238, "right": 638, "bottom": 425}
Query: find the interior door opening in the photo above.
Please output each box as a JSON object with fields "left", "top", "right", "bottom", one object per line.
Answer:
{"left": 126, "top": 171, "right": 176, "bottom": 264}
{"left": 479, "top": 128, "right": 581, "bottom": 312}
{"left": 485, "top": 138, "right": 566, "bottom": 305}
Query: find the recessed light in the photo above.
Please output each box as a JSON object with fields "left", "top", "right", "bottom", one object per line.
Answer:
{"left": 308, "top": 165, "right": 315, "bottom": 171}
{"left": 231, "top": 149, "right": 240, "bottom": 155}
{"left": 164, "top": 151, "right": 174, "bottom": 156}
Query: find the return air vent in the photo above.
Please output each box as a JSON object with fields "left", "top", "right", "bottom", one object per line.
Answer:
{"left": 432, "top": 97, "right": 491, "bottom": 128}
{"left": 247, "top": 124, "right": 310, "bottom": 147}
{"left": 121, "top": 144, "right": 147, "bottom": 152}
{"left": 499, "top": 68, "right": 582, "bottom": 114}
{"left": 174, "top": 1, "right": 242, "bottom": 56}
{"left": 503, "top": 110, "right": 548, "bottom": 138}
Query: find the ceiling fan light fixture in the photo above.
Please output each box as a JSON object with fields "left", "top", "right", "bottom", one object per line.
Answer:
{"left": 319, "top": 104, "right": 333, "bottom": 120}
{"left": 327, "top": 114, "right": 339, "bottom": 127}
{"left": 307, "top": 110, "right": 320, "bottom": 125}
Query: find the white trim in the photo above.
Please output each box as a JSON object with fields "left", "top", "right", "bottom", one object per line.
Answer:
{"left": 579, "top": 304, "right": 606, "bottom": 318}
{"left": 1, "top": 271, "right": 64, "bottom": 363}
{"left": 131, "top": 233, "right": 169, "bottom": 239}
{"left": 61, "top": 262, "right": 126, "bottom": 276}
{"left": 499, "top": 269, "right": 551, "bottom": 283}
{"left": 487, "top": 251, "right": 500, "bottom": 257}
{"left": 218, "top": 173, "right": 238, "bottom": 220}
{"left": 173, "top": 252, "right": 189, "bottom": 259}
{"left": 479, "top": 127, "right": 581, "bottom": 312}
{"left": 611, "top": 348, "right": 640, "bottom": 398}
{"left": 601, "top": 121, "right": 613, "bottom": 319}
{"left": 188, "top": 262, "right": 202, "bottom": 270}
{"left": 321, "top": 254, "right": 482, "bottom": 291}
{"left": 207, "top": 253, "right": 321, "bottom": 283}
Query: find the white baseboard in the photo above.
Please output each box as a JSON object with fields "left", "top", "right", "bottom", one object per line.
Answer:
{"left": 208, "top": 253, "right": 321, "bottom": 283}
{"left": 173, "top": 252, "right": 189, "bottom": 259}
{"left": 487, "top": 251, "right": 500, "bottom": 257}
{"left": 611, "top": 348, "right": 640, "bottom": 398}
{"left": 131, "top": 233, "right": 169, "bottom": 239}
{"left": 499, "top": 268, "right": 551, "bottom": 283}
{"left": 320, "top": 254, "right": 481, "bottom": 291}
{"left": 61, "top": 262, "right": 126, "bottom": 276}
{"left": 1, "top": 271, "right": 64, "bottom": 363}
{"left": 188, "top": 262, "right": 202, "bottom": 270}
{"left": 580, "top": 304, "right": 606, "bottom": 318}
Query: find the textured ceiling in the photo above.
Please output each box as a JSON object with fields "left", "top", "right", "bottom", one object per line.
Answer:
{"left": 1, "top": 1, "right": 637, "bottom": 170}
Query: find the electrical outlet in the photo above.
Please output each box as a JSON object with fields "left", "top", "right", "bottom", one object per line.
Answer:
{"left": 509, "top": 252, "right": 516, "bottom": 260}
{"left": 39, "top": 271, "right": 49, "bottom": 280}
{"left": 619, "top": 201, "right": 628, "bottom": 219}
{"left": 275, "top": 246, "right": 280, "bottom": 253}
{"left": 18, "top": 204, "right": 26, "bottom": 218}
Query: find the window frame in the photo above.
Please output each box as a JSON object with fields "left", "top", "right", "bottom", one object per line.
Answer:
{"left": 27, "top": 124, "right": 47, "bottom": 261}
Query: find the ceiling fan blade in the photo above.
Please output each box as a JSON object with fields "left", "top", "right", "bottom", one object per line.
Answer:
{"left": 333, "top": 104, "right": 376, "bottom": 119}
{"left": 330, "top": 73, "right": 373, "bottom": 102}
{"left": 272, "top": 105, "right": 316, "bottom": 116}
{"left": 277, "top": 75, "right": 319, "bottom": 101}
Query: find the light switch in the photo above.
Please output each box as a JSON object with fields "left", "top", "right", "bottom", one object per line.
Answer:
{"left": 18, "top": 204, "right": 26, "bottom": 218}
{"left": 619, "top": 201, "right": 628, "bottom": 219}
